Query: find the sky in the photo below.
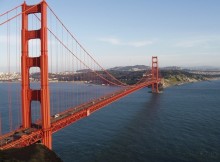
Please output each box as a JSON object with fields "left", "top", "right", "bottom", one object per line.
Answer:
{"left": 0, "top": 0, "right": 220, "bottom": 68}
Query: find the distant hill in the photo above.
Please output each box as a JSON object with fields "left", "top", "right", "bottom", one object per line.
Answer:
{"left": 161, "top": 66, "right": 182, "bottom": 70}
{"left": 76, "top": 69, "right": 92, "bottom": 73}
{"left": 160, "top": 66, "right": 220, "bottom": 71}
{"left": 108, "top": 65, "right": 150, "bottom": 71}
{"left": 184, "top": 66, "right": 220, "bottom": 71}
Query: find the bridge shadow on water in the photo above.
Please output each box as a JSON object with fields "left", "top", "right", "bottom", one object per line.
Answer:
{"left": 52, "top": 82, "right": 220, "bottom": 162}
{"left": 90, "top": 91, "right": 163, "bottom": 162}
{"left": 53, "top": 88, "right": 167, "bottom": 162}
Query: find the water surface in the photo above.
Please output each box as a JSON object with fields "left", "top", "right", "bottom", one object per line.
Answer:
{"left": 53, "top": 80, "right": 220, "bottom": 162}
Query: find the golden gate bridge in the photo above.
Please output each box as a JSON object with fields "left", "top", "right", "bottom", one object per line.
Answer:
{"left": 0, "top": 0, "right": 161, "bottom": 150}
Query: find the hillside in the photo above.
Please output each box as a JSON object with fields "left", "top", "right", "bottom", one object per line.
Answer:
{"left": 109, "top": 65, "right": 150, "bottom": 71}
{"left": 0, "top": 144, "right": 62, "bottom": 162}
{"left": 108, "top": 67, "right": 220, "bottom": 87}
{"left": 160, "top": 70, "right": 210, "bottom": 87}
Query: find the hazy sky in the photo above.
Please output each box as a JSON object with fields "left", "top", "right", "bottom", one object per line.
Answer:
{"left": 1, "top": 0, "right": 220, "bottom": 68}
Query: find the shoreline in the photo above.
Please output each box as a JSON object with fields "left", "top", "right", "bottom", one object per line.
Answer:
{"left": 1, "top": 77, "right": 220, "bottom": 87}
{"left": 162, "top": 77, "right": 220, "bottom": 89}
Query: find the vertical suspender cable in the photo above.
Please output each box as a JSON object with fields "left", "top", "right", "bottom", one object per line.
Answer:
{"left": 0, "top": 113, "right": 2, "bottom": 136}
{"left": 7, "top": 12, "right": 13, "bottom": 132}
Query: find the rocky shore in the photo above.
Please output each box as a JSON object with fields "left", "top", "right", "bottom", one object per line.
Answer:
{"left": 0, "top": 144, "right": 63, "bottom": 162}
{"left": 160, "top": 70, "right": 219, "bottom": 88}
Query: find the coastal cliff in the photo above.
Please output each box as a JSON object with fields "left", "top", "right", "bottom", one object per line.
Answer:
{"left": 160, "top": 70, "right": 218, "bottom": 88}
{"left": 161, "top": 70, "right": 206, "bottom": 88}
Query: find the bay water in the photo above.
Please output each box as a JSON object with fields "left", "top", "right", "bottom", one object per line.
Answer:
{"left": 52, "top": 80, "right": 220, "bottom": 162}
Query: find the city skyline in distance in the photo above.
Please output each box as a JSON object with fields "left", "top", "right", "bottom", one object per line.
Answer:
{"left": 0, "top": 0, "right": 219, "bottom": 68}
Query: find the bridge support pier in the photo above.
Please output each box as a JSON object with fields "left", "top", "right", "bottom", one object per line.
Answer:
{"left": 152, "top": 83, "right": 159, "bottom": 93}
{"left": 21, "top": 1, "right": 52, "bottom": 149}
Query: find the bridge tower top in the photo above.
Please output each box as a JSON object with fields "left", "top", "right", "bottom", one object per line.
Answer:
{"left": 152, "top": 56, "right": 159, "bottom": 80}
{"left": 151, "top": 56, "right": 159, "bottom": 93}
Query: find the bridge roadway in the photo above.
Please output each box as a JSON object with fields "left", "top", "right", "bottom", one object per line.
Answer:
{"left": 0, "top": 80, "right": 158, "bottom": 149}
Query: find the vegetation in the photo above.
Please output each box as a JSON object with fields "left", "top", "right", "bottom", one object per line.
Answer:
{"left": 160, "top": 70, "right": 210, "bottom": 87}
{"left": 110, "top": 69, "right": 219, "bottom": 87}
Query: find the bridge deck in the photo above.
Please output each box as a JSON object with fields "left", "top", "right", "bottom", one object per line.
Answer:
{"left": 0, "top": 80, "right": 157, "bottom": 149}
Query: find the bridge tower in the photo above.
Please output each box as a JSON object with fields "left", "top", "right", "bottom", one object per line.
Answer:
{"left": 151, "top": 56, "right": 159, "bottom": 93}
{"left": 21, "top": 1, "right": 51, "bottom": 149}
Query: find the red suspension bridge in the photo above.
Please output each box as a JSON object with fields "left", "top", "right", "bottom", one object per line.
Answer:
{"left": 0, "top": 0, "right": 161, "bottom": 150}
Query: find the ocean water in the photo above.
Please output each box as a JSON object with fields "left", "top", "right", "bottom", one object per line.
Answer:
{"left": 0, "top": 80, "right": 219, "bottom": 161}
{"left": 52, "top": 80, "right": 220, "bottom": 162}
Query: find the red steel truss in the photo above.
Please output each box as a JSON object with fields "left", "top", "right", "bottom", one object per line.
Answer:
{"left": 0, "top": 0, "right": 162, "bottom": 150}
{"left": 152, "top": 56, "right": 159, "bottom": 93}
{"left": 21, "top": 1, "right": 51, "bottom": 149}
{"left": 0, "top": 80, "right": 159, "bottom": 150}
